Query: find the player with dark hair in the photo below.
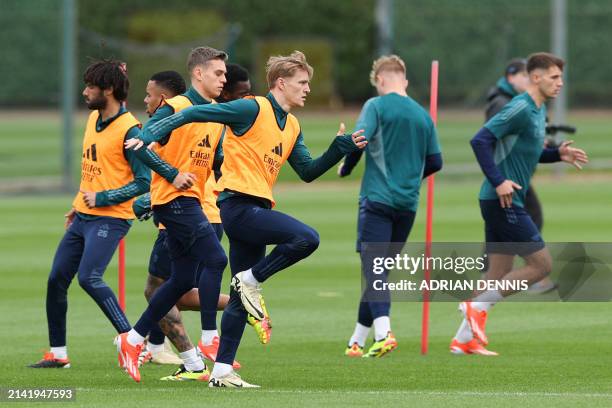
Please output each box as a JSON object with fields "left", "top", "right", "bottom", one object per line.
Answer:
{"left": 29, "top": 59, "right": 150, "bottom": 369}
{"left": 125, "top": 50, "right": 367, "bottom": 387}
{"left": 145, "top": 70, "right": 187, "bottom": 117}
{"left": 217, "top": 63, "right": 251, "bottom": 103}
{"left": 450, "top": 52, "right": 588, "bottom": 355}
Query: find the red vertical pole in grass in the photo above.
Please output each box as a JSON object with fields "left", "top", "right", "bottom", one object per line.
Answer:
{"left": 421, "top": 60, "right": 438, "bottom": 355}
{"left": 118, "top": 238, "right": 126, "bottom": 311}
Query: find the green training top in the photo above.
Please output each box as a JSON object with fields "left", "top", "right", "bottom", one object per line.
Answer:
{"left": 138, "top": 92, "right": 361, "bottom": 208}
{"left": 480, "top": 92, "right": 547, "bottom": 207}
{"left": 357, "top": 93, "right": 440, "bottom": 212}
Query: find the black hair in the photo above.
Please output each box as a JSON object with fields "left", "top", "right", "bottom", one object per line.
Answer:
{"left": 83, "top": 59, "right": 129, "bottom": 101}
{"left": 149, "top": 70, "right": 187, "bottom": 96}
{"left": 224, "top": 63, "right": 250, "bottom": 92}
{"left": 505, "top": 58, "right": 527, "bottom": 76}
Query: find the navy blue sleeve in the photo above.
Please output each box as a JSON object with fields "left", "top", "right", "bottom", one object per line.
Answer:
{"left": 470, "top": 127, "right": 505, "bottom": 188}
{"left": 539, "top": 147, "right": 561, "bottom": 163}
{"left": 422, "top": 153, "right": 443, "bottom": 179}
{"left": 338, "top": 150, "right": 364, "bottom": 177}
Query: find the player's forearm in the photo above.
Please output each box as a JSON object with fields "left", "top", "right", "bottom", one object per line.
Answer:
{"left": 539, "top": 147, "right": 561, "bottom": 163}
{"left": 95, "top": 177, "right": 150, "bottom": 207}
{"left": 339, "top": 150, "right": 364, "bottom": 177}
{"left": 422, "top": 153, "right": 443, "bottom": 179}
{"left": 132, "top": 147, "right": 179, "bottom": 183}
{"left": 290, "top": 134, "right": 359, "bottom": 183}
{"left": 470, "top": 127, "right": 505, "bottom": 187}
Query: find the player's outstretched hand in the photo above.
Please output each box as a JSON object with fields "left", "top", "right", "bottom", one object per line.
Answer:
{"left": 80, "top": 190, "right": 97, "bottom": 209}
{"left": 350, "top": 129, "right": 367, "bottom": 149}
{"left": 559, "top": 140, "right": 588, "bottom": 170}
{"left": 64, "top": 207, "right": 76, "bottom": 229}
{"left": 495, "top": 180, "right": 522, "bottom": 208}
{"left": 172, "top": 172, "right": 197, "bottom": 191}
{"left": 124, "top": 138, "right": 145, "bottom": 151}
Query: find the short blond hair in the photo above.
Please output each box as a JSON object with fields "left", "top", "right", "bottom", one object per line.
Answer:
{"left": 369, "top": 55, "right": 406, "bottom": 86}
{"left": 266, "top": 51, "right": 314, "bottom": 89}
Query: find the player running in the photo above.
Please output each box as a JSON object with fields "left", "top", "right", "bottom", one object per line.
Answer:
{"left": 450, "top": 52, "right": 588, "bottom": 355}
{"left": 115, "top": 47, "right": 230, "bottom": 383}
{"left": 29, "top": 59, "right": 150, "bottom": 369}
{"left": 125, "top": 51, "right": 367, "bottom": 387}
{"left": 338, "top": 55, "right": 442, "bottom": 358}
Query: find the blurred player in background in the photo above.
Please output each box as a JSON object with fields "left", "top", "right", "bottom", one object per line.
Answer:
{"left": 126, "top": 50, "right": 367, "bottom": 387}
{"left": 29, "top": 59, "right": 150, "bottom": 369}
{"left": 338, "top": 55, "right": 442, "bottom": 358}
{"left": 451, "top": 52, "right": 588, "bottom": 355}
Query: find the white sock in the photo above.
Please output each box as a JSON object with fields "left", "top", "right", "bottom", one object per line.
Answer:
{"left": 241, "top": 268, "right": 259, "bottom": 286}
{"left": 348, "top": 323, "right": 370, "bottom": 347}
{"left": 50, "top": 346, "right": 67, "bottom": 359}
{"left": 454, "top": 319, "right": 473, "bottom": 343}
{"left": 201, "top": 330, "right": 219, "bottom": 346}
{"left": 147, "top": 341, "right": 164, "bottom": 354}
{"left": 211, "top": 362, "right": 233, "bottom": 378}
{"left": 127, "top": 329, "right": 146, "bottom": 346}
{"left": 179, "top": 348, "right": 205, "bottom": 372}
{"left": 373, "top": 316, "right": 391, "bottom": 341}
{"left": 472, "top": 290, "right": 504, "bottom": 311}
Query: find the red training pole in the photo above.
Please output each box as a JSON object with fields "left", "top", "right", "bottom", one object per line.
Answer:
{"left": 421, "top": 60, "right": 439, "bottom": 355}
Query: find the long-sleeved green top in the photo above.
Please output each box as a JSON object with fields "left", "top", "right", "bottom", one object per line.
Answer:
{"left": 136, "top": 92, "right": 361, "bottom": 207}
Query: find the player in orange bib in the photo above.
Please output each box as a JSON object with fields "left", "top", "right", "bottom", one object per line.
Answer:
{"left": 127, "top": 51, "right": 367, "bottom": 387}
{"left": 29, "top": 60, "right": 150, "bottom": 369}
{"left": 115, "top": 47, "right": 234, "bottom": 383}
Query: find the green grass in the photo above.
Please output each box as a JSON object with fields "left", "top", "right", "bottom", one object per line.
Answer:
{"left": 1, "top": 177, "right": 612, "bottom": 407}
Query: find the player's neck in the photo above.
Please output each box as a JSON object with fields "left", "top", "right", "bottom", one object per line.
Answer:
{"left": 99, "top": 99, "right": 121, "bottom": 121}
{"left": 270, "top": 89, "right": 292, "bottom": 113}
{"left": 192, "top": 83, "right": 214, "bottom": 103}
{"left": 382, "top": 88, "right": 407, "bottom": 97}
{"left": 526, "top": 87, "right": 546, "bottom": 108}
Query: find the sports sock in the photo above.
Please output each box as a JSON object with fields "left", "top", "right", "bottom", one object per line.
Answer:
{"left": 241, "top": 268, "right": 259, "bottom": 286}
{"left": 201, "top": 330, "right": 219, "bottom": 346}
{"left": 472, "top": 290, "right": 503, "bottom": 311}
{"left": 211, "top": 362, "right": 233, "bottom": 378}
{"left": 454, "top": 319, "right": 473, "bottom": 343}
{"left": 50, "top": 346, "right": 67, "bottom": 359}
{"left": 147, "top": 341, "right": 164, "bottom": 354}
{"left": 127, "top": 329, "right": 145, "bottom": 346}
{"left": 373, "top": 316, "right": 391, "bottom": 341}
{"left": 179, "top": 348, "right": 205, "bottom": 372}
{"left": 348, "top": 323, "right": 370, "bottom": 347}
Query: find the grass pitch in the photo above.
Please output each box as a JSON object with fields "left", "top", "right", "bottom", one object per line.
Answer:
{"left": 1, "top": 178, "right": 612, "bottom": 407}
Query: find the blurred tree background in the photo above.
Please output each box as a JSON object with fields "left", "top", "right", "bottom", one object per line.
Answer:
{"left": 1, "top": 0, "right": 611, "bottom": 108}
